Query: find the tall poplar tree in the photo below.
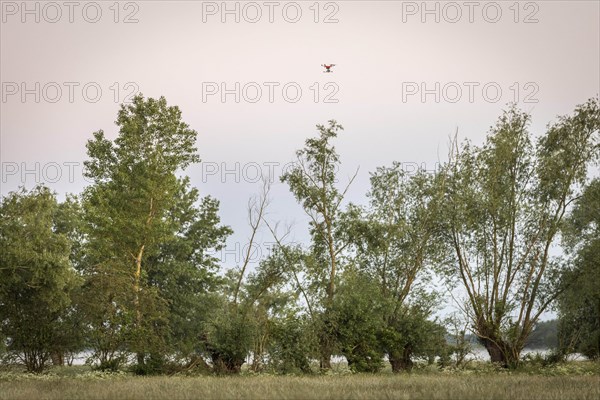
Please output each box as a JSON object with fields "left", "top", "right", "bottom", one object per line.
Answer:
{"left": 81, "top": 95, "right": 230, "bottom": 369}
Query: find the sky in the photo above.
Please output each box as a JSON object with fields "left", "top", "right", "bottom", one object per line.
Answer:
{"left": 1, "top": 1, "right": 599, "bottom": 308}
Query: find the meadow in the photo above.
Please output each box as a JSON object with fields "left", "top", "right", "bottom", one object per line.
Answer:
{"left": 1, "top": 362, "right": 599, "bottom": 400}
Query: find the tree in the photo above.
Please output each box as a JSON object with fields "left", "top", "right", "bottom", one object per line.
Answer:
{"left": 0, "top": 186, "right": 79, "bottom": 372}
{"left": 333, "top": 268, "right": 387, "bottom": 373}
{"left": 202, "top": 244, "right": 303, "bottom": 375}
{"left": 341, "top": 164, "right": 443, "bottom": 371}
{"left": 244, "top": 246, "right": 313, "bottom": 374}
{"left": 199, "top": 182, "right": 270, "bottom": 374}
{"left": 266, "top": 309, "right": 315, "bottom": 374}
{"left": 50, "top": 196, "right": 87, "bottom": 367}
{"left": 144, "top": 182, "right": 231, "bottom": 373}
{"left": 256, "top": 228, "right": 319, "bottom": 374}
{"left": 203, "top": 292, "right": 255, "bottom": 374}
{"left": 281, "top": 120, "right": 357, "bottom": 370}
{"left": 557, "top": 178, "right": 600, "bottom": 359}
{"left": 439, "top": 99, "right": 599, "bottom": 367}
{"left": 81, "top": 95, "right": 230, "bottom": 371}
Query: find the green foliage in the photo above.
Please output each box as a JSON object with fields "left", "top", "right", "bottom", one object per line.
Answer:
{"left": 281, "top": 120, "right": 354, "bottom": 369}
{"left": 0, "top": 186, "right": 79, "bottom": 372}
{"left": 2, "top": 98, "right": 598, "bottom": 377}
{"left": 204, "top": 305, "right": 254, "bottom": 374}
{"left": 248, "top": 253, "right": 316, "bottom": 374}
{"left": 146, "top": 189, "right": 231, "bottom": 362}
{"left": 558, "top": 178, "right": 600, "bottom": 360}
{"left": 80, "top": 94, "right": 230, "bottom": 372}
{"left": 439, "top": 99, "right": 599, "bottom": 367}
{"left": 267, "top": 313, "right": 315, "bottom": 374}
{"left": 382, "top": 306, "right": 448, "bottom": 372}
{"left": 341, "top": 162, "right": 443, "bottom": 371}
{"left": 280, "top": 120, "right": 348, "bottom": 304}
{"left": 281, "top": 120, "right": 344, "bottom": 221}
{"left": 333, "top": 269, "right": 386, "bottom": 373}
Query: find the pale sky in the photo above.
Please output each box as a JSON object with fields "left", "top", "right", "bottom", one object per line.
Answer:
{"left": 1, "top": 0, "right": 599, "bottom": 278}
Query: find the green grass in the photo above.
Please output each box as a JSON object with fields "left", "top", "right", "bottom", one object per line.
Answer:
{"left": 1, "top": 363, "right": 599, "bottom": 400}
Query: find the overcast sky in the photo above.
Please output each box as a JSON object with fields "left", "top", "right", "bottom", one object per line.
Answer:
{"left": 2, "top": 1, "right": 599, "bottom": 280}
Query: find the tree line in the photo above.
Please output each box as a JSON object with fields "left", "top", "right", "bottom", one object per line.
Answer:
{"left": 1, "top": 95, "right": 598, "bottom": 373}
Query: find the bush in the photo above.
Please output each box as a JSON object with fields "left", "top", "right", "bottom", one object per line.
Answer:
{"left": 268, "top": 314, "right": 315, "bottom": 374}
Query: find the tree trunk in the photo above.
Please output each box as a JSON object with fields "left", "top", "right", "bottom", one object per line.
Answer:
{"left": 186, "top": 354, "right": 211, "bottom": 372}
{"left": 51, "top": 351, "right": 64, "bottom": 366}
{"left": 319, "top": 312, "right": 333, "bottom": 371}
{"left": 319, "top": 339, "right": 332, "bottom": 370}
{"left": 133, "top": 245, "right": 145, "bottom": 367}
{"left": 481, "top": 337, "right": 508, "bottom": 367}
{"left": 137, "top": 352, "right": 145, "bottom": 366}
{"left": 211, "top": 353, "right": 244, "bottom": 374}
{"left": 24, "top": 349, "right": 47, "bottom": 373}
{"left": 389, "top": 346, "right": 413, "bottom": 373}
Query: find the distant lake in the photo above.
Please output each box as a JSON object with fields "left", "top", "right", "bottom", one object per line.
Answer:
{"left": 468, "top": 348, "right": 586, "bottom": 361}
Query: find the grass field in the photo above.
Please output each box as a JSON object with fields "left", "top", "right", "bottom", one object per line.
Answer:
{"left": 1, "top": 363, "right": 599, "bottom": 400}
{"left": 1, "top": 374, "right": 599, "bottom": 400}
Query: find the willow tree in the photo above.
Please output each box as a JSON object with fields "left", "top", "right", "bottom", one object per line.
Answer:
{"left": 342, "top": 164, "right": 444, "bottom": 371}
{"left": 82, "top": 95, "right": 225, "bottom": 369}
{"left": 201, "top": 182, "right": 269, "bottom": 374}
{"left": 281, "top": 120, "right": 357, "bottom": 370}
{"left": 440, "top": 99, "right": 599, "bottom": 367}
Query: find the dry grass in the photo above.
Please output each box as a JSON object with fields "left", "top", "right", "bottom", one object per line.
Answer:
{"left": 1, "top": 372, "right": 599, "bottom": 400}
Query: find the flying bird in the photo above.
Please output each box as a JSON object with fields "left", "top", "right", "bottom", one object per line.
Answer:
{"left": 322, "top": 64, "right": 336, "bottom": 73}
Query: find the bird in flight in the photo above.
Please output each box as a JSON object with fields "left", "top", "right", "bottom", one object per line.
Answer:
{"left": 322, "top": 64, "right": 336, "bottom": 73}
